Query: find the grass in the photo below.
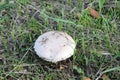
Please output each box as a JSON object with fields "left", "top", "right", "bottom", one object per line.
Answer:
{"left": 0, "top": 0, "right": 120, "bottom": 80}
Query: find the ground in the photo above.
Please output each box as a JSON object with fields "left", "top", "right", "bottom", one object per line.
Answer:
{"left": 0, "top": 0, "right": 120, "bottom": 80}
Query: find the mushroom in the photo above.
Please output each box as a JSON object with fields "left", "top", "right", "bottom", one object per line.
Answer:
{"left": 34, "top": 31, "right": 76, "bottom": 63}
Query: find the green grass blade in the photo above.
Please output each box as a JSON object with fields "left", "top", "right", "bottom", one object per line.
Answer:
{"left": 99, "top": 0, "right": 105, "bottom": 13}
{"left": 102, "top": 67, "right": 120, "bottom": 74}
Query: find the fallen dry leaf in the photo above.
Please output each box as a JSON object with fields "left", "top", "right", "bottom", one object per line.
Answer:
{"left": 102, "top": 74, "right": 111, "bottom": 80}
{"left": 97, "top": 51, "right": 112, "bottom": 55}
{"left": 88, "top": 7, "right": 101, "bottom": 19}
{"left": 83, "top": 77, "right": 91, "bottom": 80}
{"left": 60, "top": 64, "right": 64, "bottom": 70}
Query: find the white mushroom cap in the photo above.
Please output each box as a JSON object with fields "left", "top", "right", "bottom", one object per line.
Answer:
{"left": 34, "top": 31, "right": 76, "bottom": 63}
